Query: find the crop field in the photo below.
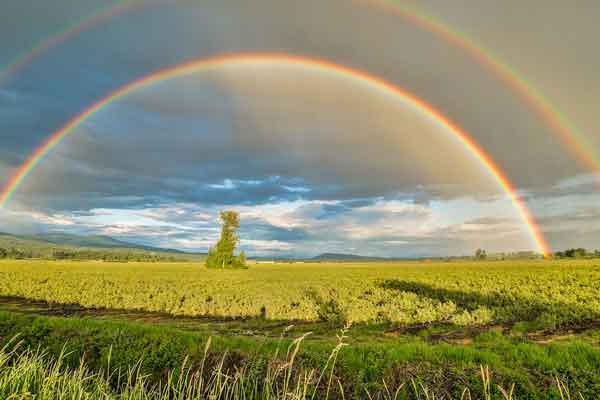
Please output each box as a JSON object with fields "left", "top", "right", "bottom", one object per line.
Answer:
{"left": 1, "top": 259, "right": 599, "bottom": 328}
{"left": 2, "top": 259, "right": 600, "bottom": 398}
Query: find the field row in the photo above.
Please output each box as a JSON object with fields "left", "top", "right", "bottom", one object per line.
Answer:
{"left": 1, "top": 260, "right": 599, "bottom": 327}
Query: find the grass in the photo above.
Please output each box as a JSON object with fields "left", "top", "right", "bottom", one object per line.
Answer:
{"left": 0, "top": 311, "right": 600, "bottom": 398}
{"left": 1, "top": 259, "right": 600, "bottom": 397}
{"left": 0, "top": 330, "right": 590, "bottom": 400}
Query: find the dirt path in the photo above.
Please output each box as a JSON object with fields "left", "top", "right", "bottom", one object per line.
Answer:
{"left": 0, "top": 295, "right": 326, "bottom": 339}
{"left": 1, "top": 296, "right": 598, "bottom": 345}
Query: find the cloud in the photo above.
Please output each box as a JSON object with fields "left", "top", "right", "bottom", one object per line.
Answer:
{"left": 1, "top": 0, "right": 598, "bottom": 255}
{"left": 3, "top": 0, "right": 596, "bottom": 191}
{"left": 0, "top": 196, "right": 537, "bottom": 257}
{"left": 8, "top": 66, "right": 509, "bottom": 212}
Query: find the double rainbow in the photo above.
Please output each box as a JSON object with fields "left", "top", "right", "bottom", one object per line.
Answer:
{"left": 0, "top": 54, "right": 551, "bottom": 255}
{"left": 374, "top": 0, "right": 599, "bottom": 178}
{"left": 2, "top": 0, "right": 595, "bottom": 179}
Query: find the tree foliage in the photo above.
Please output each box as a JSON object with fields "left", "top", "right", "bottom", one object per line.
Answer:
{"left": 554, "top": 248, "right": 594, "bottom": 259}
{"left": 474, "top": 248, "right": 487, "bottom": 260}
{"left": 205, "top": 211, "right": 248, "bottom": 269}
{"left": 0, "top": 246, "right": 184, "bottom": 262}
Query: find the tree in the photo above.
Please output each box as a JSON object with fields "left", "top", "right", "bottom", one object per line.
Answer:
{"left": 554, "top": 251, "right": 564, "bottom": 259}
{"left": 236, "top": 250, "right": 247, "bottom": 268}
{"left": 475, "top": 248, "right": 487, "bottom": 260}
{"left": 205, "top": 211, "right": 247, "bottom": 269}
{"left": 564, "top": 248, "right": 587, "bottom": 258}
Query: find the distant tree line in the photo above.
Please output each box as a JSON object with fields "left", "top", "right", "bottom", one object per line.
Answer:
{"left": 0, "top": 247, "right": 33, "bottom": 259}
{"left": 553, "top": 248, "right": 600, "bottom": 259}
{"left": 474, "top": 248, "right": 487, "bottom": 259}
{"left": 0, "top": 247, "right": 186, "bottom": 262}
{"left": 468, "top": 248, "right": 600, "bottom": 261}
{"left": 469, "top": 249, "right": 542, "bottom": 261}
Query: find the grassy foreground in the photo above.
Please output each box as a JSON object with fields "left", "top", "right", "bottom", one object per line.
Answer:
{"left": 1, "top": 260, "right": 599, "bottom": 397}
{"left": 0, "top": 337, "right": 589, "bottom": 400}
{"left": 1, "top": 311, "right": 600, "bottom": 398}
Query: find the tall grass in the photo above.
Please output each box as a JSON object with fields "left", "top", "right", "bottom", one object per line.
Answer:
{"left": 0, "top": 331, "right": 586, "bottom": 400}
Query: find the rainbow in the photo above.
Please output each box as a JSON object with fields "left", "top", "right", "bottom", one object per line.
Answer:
{"left": 370, "top": 0, "right": 600, "bottom": 180}
{"left": 0, "top": 0, "right": 146, "bottom": 84}
{"left": 2, "top": 0, "right": 596, "bottom": 183}
{"left": 0, "top": 53, "right": 551, "bottom": 255}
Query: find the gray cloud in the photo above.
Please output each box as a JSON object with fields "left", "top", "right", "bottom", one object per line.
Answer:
{"left": 3, "top": 0, "right": 596, "bottom": 186}
{"left": 1, "top": 0, "right": 598, "bottom": 255}
{"left": 10, "top": 67, "right": 510, "bottom": 211}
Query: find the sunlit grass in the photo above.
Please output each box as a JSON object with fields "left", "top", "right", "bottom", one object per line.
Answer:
{"left": 0, "top": 332, "right": 586, "bottom": 400}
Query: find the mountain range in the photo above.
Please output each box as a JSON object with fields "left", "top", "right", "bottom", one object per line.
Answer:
{"left": 0, "top": 232, "right": 204, "bottom": 259}
{"left": 309, "top": 252, "right": 392, "bottom": 261}
{"left": 0, "top": 232, "right": 410, "bottom": 261}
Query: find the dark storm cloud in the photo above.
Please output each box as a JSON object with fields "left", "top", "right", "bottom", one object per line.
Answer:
{"left": 2, "top": 0, "right": 596, "bottom": 188}
{"left": 524, "top": 174, "right": 600, "bottom": 200}
{"left": 537, "top": 208, "right": 600, "bottom": 230}
{"left": 240, "top": 223, "right": 310, "bottom": 243}
{"left": 415, "top": 0, "right": 600, "bottom": 159}
{"left": 0, "top": 0, "right": 121, "bottom": 65}
{"left": 3, "top": 105, "right": 472, "bottom": 210}
{"left": 1, "top": 0, "right": 598, "bottom": 255}
{"left": 536, "top": 207, "right": 600, "bottom": 251}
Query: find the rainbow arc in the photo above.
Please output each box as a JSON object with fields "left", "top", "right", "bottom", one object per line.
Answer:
{"left": 0, "top": 54, "right": 551, "bottom": 255}
{"left": 1, "top": 1, "right": 595, "bottom": 180}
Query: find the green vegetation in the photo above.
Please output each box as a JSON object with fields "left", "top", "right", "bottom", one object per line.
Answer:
{"left": 0, "top": 246, "right": 188, "bottom": 262}
{"left": 206, "top": 211, "right": 247, "bottom": 269}
{"left": 0, "top": 327, "right": 352, "bottom": 400}
{"left": 1, "top": 259, "right": 600, "bottom": 326}
{"left": 554, "top": 248, "right": 600, "bottom": 259}
{"left": 1, "top": 259, "right": 600, "bottom": 397}
{"left": 1, "top": 311, "right": 599, "bottom": 399}
{"left": 0, "top": 232, "right": 199, "bottom": 262}
{"left": 475, "top": 248, "right": 487, "bottom": 259}
{"left": 48, "top": 248, "right": 187, "bottom": 262}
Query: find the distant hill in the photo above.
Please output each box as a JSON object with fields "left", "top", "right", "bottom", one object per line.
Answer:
{"left": 34, "top": 233, "right": 185, "bottom": 253}
{"left": 311, "top": 253, "right": 391, "bottom": 262}
{"left": 0, "top": 232, "right": 205, "bottom": 260}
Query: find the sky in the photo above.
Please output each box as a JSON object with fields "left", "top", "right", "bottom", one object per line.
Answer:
{"left": 0, "top": 0, "right": 598, "bottom": 257}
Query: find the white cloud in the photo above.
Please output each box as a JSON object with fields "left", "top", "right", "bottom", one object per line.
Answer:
{"left": 9, "top": 209, "right": 76, "bottom": 226}
{"left": 207, "top": 179, "right": 236, "bottom": 190}
{"left": 0, "top": 192, "right": 562, "bottom": 256}
{"left": 241, "top": 239, "right": 293, "bottom": 252}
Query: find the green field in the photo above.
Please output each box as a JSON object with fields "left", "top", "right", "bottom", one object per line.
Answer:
{"left": 1, "top": 259, "right": 600, "bottom": 398}
{"left": 1, "top": 259, "right": 599, "bottom": 326}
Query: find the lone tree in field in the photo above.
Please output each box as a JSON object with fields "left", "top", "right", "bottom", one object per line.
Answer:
{"left": 475, "top": 248, "right": 487, "bottom": 260}
{"left": 205, "top": 211, "right": 247, "bottom": 269}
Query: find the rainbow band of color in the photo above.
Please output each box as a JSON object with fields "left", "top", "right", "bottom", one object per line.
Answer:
{"left": 373, "top": 0, "right": 599, "bottom": 178}
{"left": 0, "top": 0, "right": 144, "bottom": 84}
{"left": 2, "top": 0, "right": 596, "bottom": 184}
{"left": 0, "top": 53, "right": 551, "bottom": 256}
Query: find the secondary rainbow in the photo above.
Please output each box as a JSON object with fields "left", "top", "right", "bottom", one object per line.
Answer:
{"left": 0, "top": 53, "right": 551, "bottom": 255}
{"left": 0, "top": 0, "right": 147, "bottom": 84}
{"left": 370, "top": 0, "right": 599, "bottom": 180}
{"left": 3, "top": 0, "right": 595, "bottom": 183}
